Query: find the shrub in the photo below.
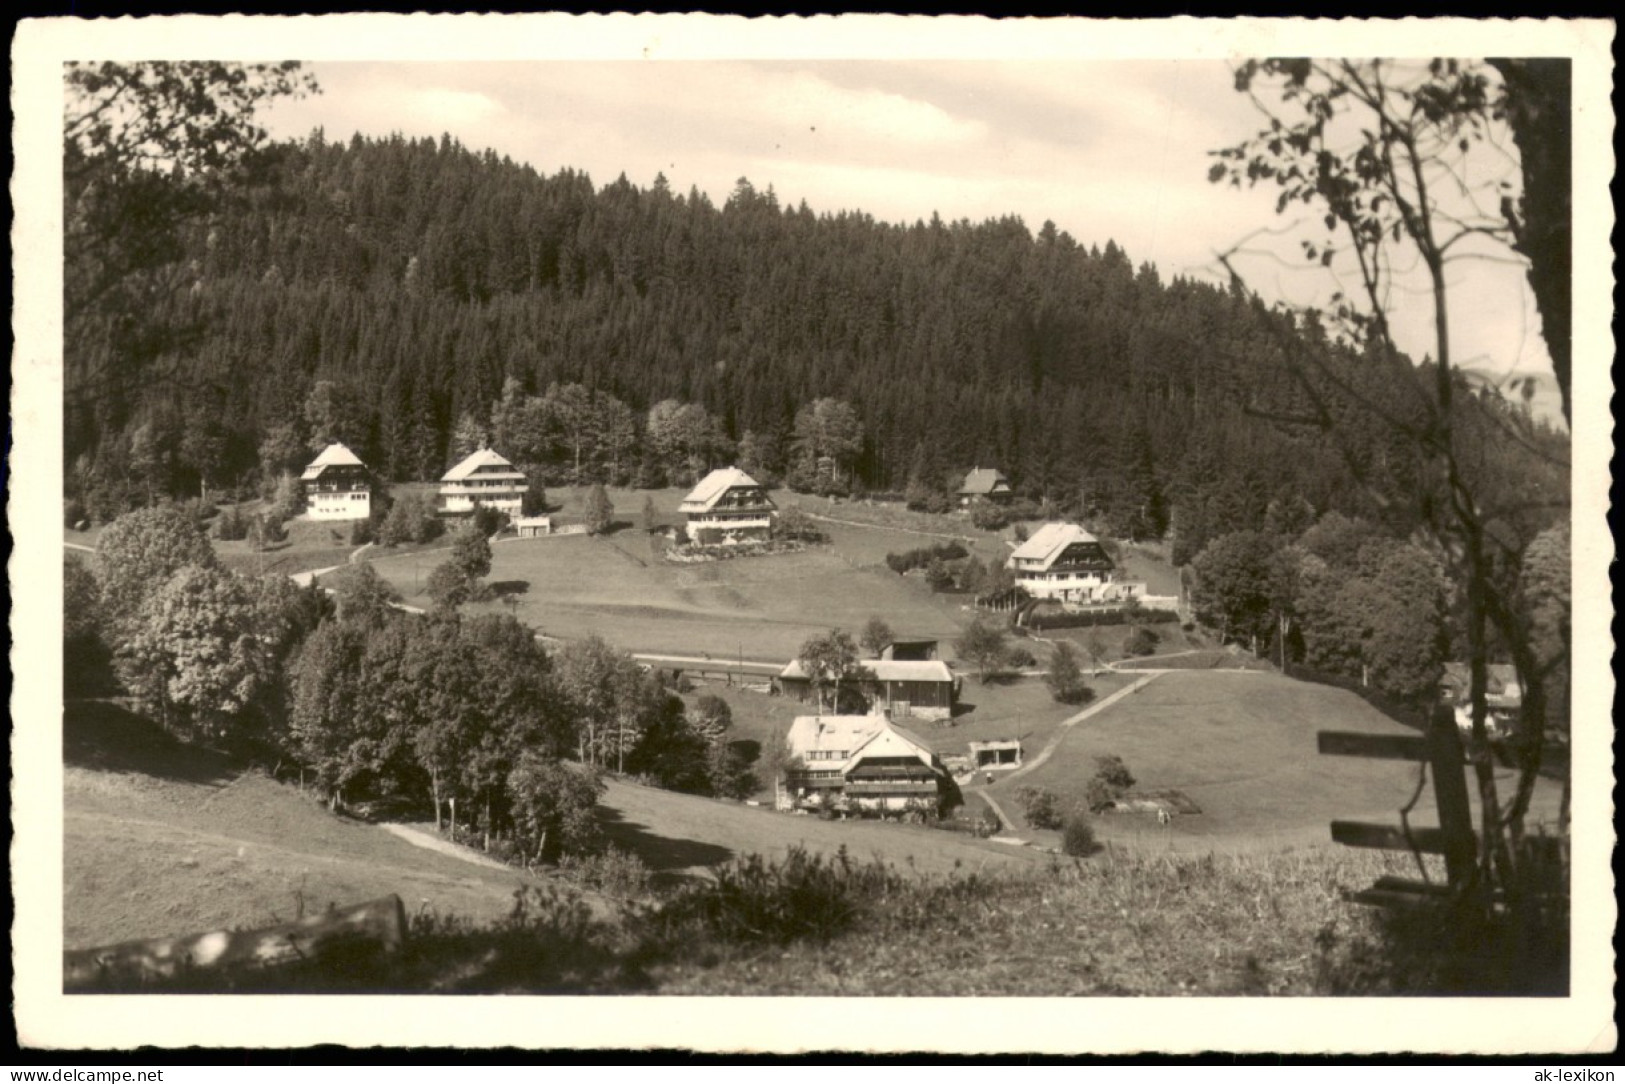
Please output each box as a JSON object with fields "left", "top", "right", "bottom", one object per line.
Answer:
{"left": 1093, "top": 754, "right": 1136, "bottom": 791}
{"left": 650, "top": 846, "right": 902, "bottom": 946}
{"left": 213, "top": 503, "right": 250, "bottom": 541}
{"left": 970, "top": 503, "right": 1009, "bottom": 531}
{"left": 696, "top": 527, "right": 724, "bottom": 545}
{"left": 64, "top": 497, "right": 87, "bottom": 529}
{"left": 1014, "top": 786, "right": 1064, "bottom": 830}
{"left": 558, "top": 848, "right": 653, "bottom": 898}
{"left": 1085, "top": 754, "right": 1137, "bottom": 811}
{"left": 1122, "top": 626, "right": 1160, "bottom": 657}
{"left": 349, "top": 516, "right": 373, "bottom": 546}
{"left": 1006, "top": 646, "right": 1036, "bottom": 669}
{"left": 471, "top": 503, "right": 508, "bottom": 538}
{"left": 1060, "top": 814, "right": 1097, "bottom": 857}
{"left": 884, "top": 541, "right": 969, "bottom": 575}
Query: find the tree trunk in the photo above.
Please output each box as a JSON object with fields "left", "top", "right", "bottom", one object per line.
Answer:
{"left": 430, "top": 770, "right": 442, "bottom": 832}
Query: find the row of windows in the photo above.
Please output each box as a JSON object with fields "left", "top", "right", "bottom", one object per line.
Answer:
{"left": 806, "top": 749, "right": 847, "bottom": 761}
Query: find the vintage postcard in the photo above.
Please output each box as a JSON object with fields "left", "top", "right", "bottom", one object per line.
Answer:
{"left": 11, "top": 13, "right": 1616, "bottom": 1054}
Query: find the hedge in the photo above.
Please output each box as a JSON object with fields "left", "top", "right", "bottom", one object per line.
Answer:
{"left": 1028, "top": 608, "right": 1180, "bottom": 631}
{"left": 884, "top": 541, "right": 969, "bottom": 574}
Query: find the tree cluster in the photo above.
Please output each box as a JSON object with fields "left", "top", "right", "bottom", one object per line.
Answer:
{"left": 70, "top": 502, "right": 755, "bottom": 863}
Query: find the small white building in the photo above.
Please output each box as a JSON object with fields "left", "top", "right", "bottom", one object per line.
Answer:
{"left": 678, "top": 466, "right": 776, "bottom": 543}
{"left": 439, "top": 448, "right": 528, "bottom": 517}
{"left": 779, "top": 714, "right": 947, "bottom": 814}
{"left": 1008, "top": 522, "right": 1121, "bottom": 603}
{"left": 300, "top": 442, "right": 372, "bottom": 521}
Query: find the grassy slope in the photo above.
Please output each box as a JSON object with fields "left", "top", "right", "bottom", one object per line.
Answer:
{"left": 993, "top": 670, "right": 1564, "bottom": 854}
{"left": 366, "top": 524, "right": 974, "bottom": 660}
{"left": 64, "top": 702, "right": 543, "bottom": 950}
{"left": 598, "top": 777, "right": 1040, "bottom": 879}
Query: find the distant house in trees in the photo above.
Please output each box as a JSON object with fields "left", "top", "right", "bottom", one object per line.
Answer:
{"left": 1441, "top": 662, "right": 1524, "bottom": 738}
{"left": 1008, "top": 522, "right": 1145, "bottom": 604}
{"left": 777, "top": 657, "right": 958, "bottom": 721}
{"left": 678, "top": 466, "right": 776, "bottom": 543}
{"left": 300, "top": 442, "right": 373, "bottom": 521}
{"left": 439, "top": 448, "right": 528, "bottom": 517}
{"left": 778, "top": 714, "right": 949, "bottom": 814}
{"left": 957, "top": 467, "right": 1013, "bottom": 507}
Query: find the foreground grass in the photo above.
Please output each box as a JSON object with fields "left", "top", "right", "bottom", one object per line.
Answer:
{"left": 102, "top": 844, "right": 1566, "bottom": 997}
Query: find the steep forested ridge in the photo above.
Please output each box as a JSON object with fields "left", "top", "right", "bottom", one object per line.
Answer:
{"left": 65, "top": 130, "right": 1563, "bottom": 558}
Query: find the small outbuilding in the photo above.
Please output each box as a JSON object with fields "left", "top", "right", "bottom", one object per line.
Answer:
{"left": 968, "top": 739, "right": 1024, "bottom": 772}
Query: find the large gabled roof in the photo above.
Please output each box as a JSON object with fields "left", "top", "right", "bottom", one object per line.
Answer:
{"left": 1008, "top": 522, "right": 1101, "bottom": 566}
{"left": 784, "top": 714, "right": 937, "bottom": 769}
{"left": 300, "top": 442, "right": 366, "bottom": 479}
{"left": 679, "top": 466, "right": 765, "bottom": 512}
{"left": 441, "top": 447, "right": 526, "bottom": 483}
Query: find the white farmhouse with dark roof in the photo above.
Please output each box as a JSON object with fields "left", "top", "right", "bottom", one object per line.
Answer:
{"left": 300, "top": 442, "right": 372, "bottom": 521}
{"left": 779, "top": 714, "right": 948, "bottom": 813}
{"left": 439, "top": 447, "right": 528, "bottom": 516}
{"left": 1007, "top": 521, "right": 1131, "bottom": 603}
{"left": 678, "top": 466, "right": 776, "bottom": 543}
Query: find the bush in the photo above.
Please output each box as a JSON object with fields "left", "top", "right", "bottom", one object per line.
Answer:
{"left": 65, "top": 497, "right": 87, "bottom": 529}
{"left": 349, "top": 517, "right": 373, "bottom": 546}
{"left": 1006, "top": 646, "right": 1036, "bottom": 669}
{"left": 970, "top": 503, "right": 1009, "bottom": 530}
{"left": 650, "top": 846, "right": 903, "bottom": 946}
{"left": 1122, "top": 626, "right": 1160, "bottom": 657}
{"left": 1086, "top": 754, "right": 1137, "bottom": 811}
{"left": 558, "top": 848, "right": 653, "bottom": 898}
{"left": 1093, "top": 754, "right": 1136, "bottom": 791}
{"left": 1014, "top": 786, "right": 1064, "bottom": 830}
{"left": 213, "top": 504, "right": 250, "bottom": 541}
{"left": 1060, "top": 815, "right": 1097, "bottom": 857}
{"left": 884, "top": 541, "right": 969, "bottom": 575}
{"left": 471, "top": 503, "right": 508, "bottom": 538}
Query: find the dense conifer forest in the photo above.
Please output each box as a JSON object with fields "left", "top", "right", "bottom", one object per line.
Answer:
{"left": 65, "top": 130, "right": 1566, "bottom": 562}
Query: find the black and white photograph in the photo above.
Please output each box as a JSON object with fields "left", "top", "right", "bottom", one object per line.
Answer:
{"left": 10, "top": 13, "right": 1615, "bottom": 1054}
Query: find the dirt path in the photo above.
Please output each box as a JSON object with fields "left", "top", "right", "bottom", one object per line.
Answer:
{"left": 379, "top": 822, "right": 515, "bottom": 872}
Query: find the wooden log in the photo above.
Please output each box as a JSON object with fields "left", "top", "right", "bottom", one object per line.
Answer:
{"left": 1317, "top": 731, "right": 1430, "bottom": 761}
{"left": 64, "top": 895, "right": 407, "bottom": 992}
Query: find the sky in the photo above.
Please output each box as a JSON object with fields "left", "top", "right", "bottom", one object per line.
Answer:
{"left": 256, "top": 54, "right": 1561, "bottom": 422}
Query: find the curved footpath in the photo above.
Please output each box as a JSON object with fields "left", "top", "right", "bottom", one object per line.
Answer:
{"left": 965, "top": 673, "right": 1162, "bottom": 830}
